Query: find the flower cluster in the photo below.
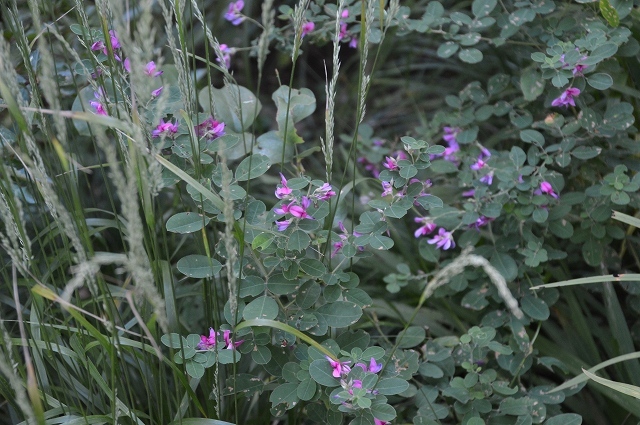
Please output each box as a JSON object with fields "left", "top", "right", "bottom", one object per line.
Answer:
{"left": 273, "top": 174, "right": 336, "bottom": 231}
{"left": 332, "top": 221, "right": 365, "bottom": 257}
{"left": 197, "top": 328, "right": 243, "bottom": 350}
{"left": 337, "top": 9, "right": 358, "bottom": 48}
{"left": 195, "top": 116, "right": 225, "bottom": 141}
{"left": 152, "top": 119, "right": 179, "bottom": 138}
{"left": 431, "top": 126, "right": 460, "bottom": 164}
{"left": 470, "top": 145, "right": 493, "bottom": 185}
{"left": 224, "top": 0, "right": 245, "bottom": 26}
{"left": 551, "top": 87, "right": 580, "bottom": 108}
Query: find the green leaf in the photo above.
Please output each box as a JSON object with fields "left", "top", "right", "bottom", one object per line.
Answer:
{"left": 544, "top": 413, "right": 582, "bottom": 425}
{"left": 177, "top": 255, "right": 223, "bottom": 278}
{"left": 490, "top": 252, "right": 518, "bottom": 282}
{"left": 267, "top": 273, "right": 299, "bottom": 295}
{"left": 317, "top": 301, "right": 362, "bottom": 328}
{"left": 499, "top": 397, "right": 531, "bottom": 415}
{"left": 458, "top": 48, "right": 483, "bottom": 64}
{"left": 299, "top": 259, "right": 326, "bottom": 277}
{"left": 521, "top": 295, "right": 550, "bottom": 321}
{"left": 599, "top": 0, "right": 620, "bottom": 27}
{"left": 309, "top": 359, "right": 341, "bottom": 386}
{"left": 587, "top": 73, "right": 613, "bottom": 90}
{"left": 235, "top": 154, "right": 271, "bottom": 181}
{"left": 370, "top": 403, "right": 396, "bottom": 422}
{"left": 582, "top": 238, "right": 603, "bottom": 266}
{"left": 520, "top": 129, "right": 545, "bottom": 145}
{"left": 437, "top": 42, "right": 459, "bottom": 58}
{"left": 272, "top": 85, "right": 316, "bottom": 145}
{"left": 161, "top": 333, "right": 185, "bottom": 349}
{"left": 269, "top": 382, "right": 299, "bottom": 409}
{"left": 571, "top": 146, "right": 602, "bottom": 160}
{"left": 520, "top": 66, "right": 545, "bottom": 101}
{"left": 376, "top": 378, "right": 410, "bottom": 395}
{"left": 243, "top": 296, "right": 279, "bottom": 321}
{"left": 297, "top": 378, "right": 317, "bottom": 401}
{"left": 472, "top": 0, "right": 497, "bottom": 16}
{"left": 369, "top": 234, "right": 394, "bottom": 250}
{"left": 397, "top": 326, "right": 426, "bottom": 348}
{"left": 186, "top": 361, "right": 205, "bottom": 379}
{"left": 166, "top": 212, "right": 210, "bottom": 234}
{"left": 296, "top": 281, "right": 321, "bottom": 309}
{"left": 287, "top": 229, "right": 311, "bottom": 252}
{"left": 199, "top": 84, "right": 262, "bottom": 133}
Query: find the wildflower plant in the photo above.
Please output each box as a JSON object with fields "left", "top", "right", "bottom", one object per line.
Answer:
{"left": 0, "top": 0, "right": 639, "bottom": 425}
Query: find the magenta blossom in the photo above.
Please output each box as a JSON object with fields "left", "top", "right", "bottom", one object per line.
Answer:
{"left": 198, "top": 328, "right": 218, "bottom": 349}
{"left": 144, "top": 61, "right": 163, "bottom": 77}
{"left": 551, "top": 87, "right": 580, "bottom": 108}
{"left": 224, "top": 0, "right": 245, "bottom": 25}
{"left": 313, "top": 183, "right": 336, "bottom": 201}
{"left": 382, "top": 156, "right": 399, "bottom": 171}
{"left": 538, "top": 181, "right": 559, "bottom": 198}
{"left": 356, "top": 357, "right": 383, "bottom": 373}
{"left": 275, "top": 219, "right": 291, "bottom": 231}
{"left": 152, "top": 119, "right": 178, "bottom": 138}
{"left": 381, "top": 181, "right": 393, "bottom": 197}
{"left": 91, "top": 40, "right": 105, "bottom": 52}
{"left": 472, "top": 216, "right": 494, "bottom": 229}
{"left": 301, "top": 21, "right": 315, "bottom": 38}
{"left": 275, "top": 173, "right": 293, "bottom": 199}
{"left": 332, "top": 221, "right": 364, "bottom": 257}
{"left": 109, "top": 30, "right": 121, "bottom": 49}
{"left": 222, "top": 329, "right": 244, "bottom": 349}
{"left": 217, "top": 44, "right": 233, "bottom": 68}
{"left": 195, "top": 116, "right": 225, "bottom": 140}
{"left": 427, "top": 228, "right": 456, "bottom": 250}
{"left": 374, "top": 419, "right": 389, "bottom": 425}
{"left": 123, "top": 57, "right": 131, "bottom": 72}
{"left": 479, "top": 171, "right": 494, "bottom": 185}
{"left": 349, "top": 37, "right": 358, "bottom": 49}
{"left": 326, "top": 356, "right": 351, "bottom": 378}
{"left": 443, "top": 126, "right": 461, "bottom": 144}
{"left": 151, "top": 86, "right": 164, "bottom": 98}
{"left": 289, "top": 196, "right": 313, "bottom": 219}
{"left": 414, "top": 217, "right": 436, "bottom": 238}
{"left": 90, "top": 89, "right": 108, "bottom": 116}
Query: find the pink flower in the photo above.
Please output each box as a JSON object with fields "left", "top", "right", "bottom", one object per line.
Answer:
{"left": 339, "top": 22, "right": 349, "bottom": 40}
{"left": 224, "top": 0, "right": 245, "bottom": 25}
{"left": 326, "top": 356, "right": 351, "bottom": 378}
{"left": 123, "top": 57, "right": 131, "bottom": 72}
{"left": 443, "top": 126, "right": 460, "bottom": 144}
{"left": 462, "top": 189, "right": 475, "bottom": 197}
{"left": 274, "top": 202, "right": 291, "bottom": 216}
{"left": 538, "top": 181, "right": 559, "bottom": 198}
{"left": 144, "top": 61, "right": 163, "bottom": 77}
{"left": 314, "top": 183, "right": 336, "bottom": 200}
{"left": 275, "top": 219, "right": 291, "bottom": 231}
{"left": 216, "top": 44, "right": 233, "bottom": 68}
{"left": 470, "top": 158, "right": 487, "bottom": 171}
{"left": 551, "top": 87, "right": 580, "bottom": 107}
{"left": 91, "top": 40, "right": 105, "bottom": 52}
{"left": 222, "top": 329, "right": 243, "bottom": 349}
{"left": 275, "top": 173, "right": 293, "bottom": 199}
{"left": 301, "top": 21, "right": 315, "bottom": 38}
{"left": 383, "top": 156, "right": 399, "bottom": 171}
{"left": 414, "top": 217, "right": 436, "bottom": 238}
{"left": 341, "top": 9, "right": 349, "bottom": 19}
{"left": 427, "top": 228, "right": 455, "bottom": 250}
{"left": 151, "top": 86, "right": 164, "bottom": 98}
{"left": 195, "top": 116, "right": 225, "bottom": 140}
{"left": 367, "top": 357, "right": 383, "bottom": 373}
{"left": 374, "top": 419, "right": 388, "bottom": 425}
{"left": 479, "top": 171, "right": 494, "bottom": 185}
{"left": 198, "top": 328, "right": 218, "bottom": 349}
{"left": 381, "top": 181, "right": 393, "bottom": 197}
{"left": 289, "top": 196, "right": 312, "bottom": 219}
{"left": 349, "top": 37, "right": 358, "bottom": 49}
{"left": 472, "top": 216, "right": 493, "bottom": 229}
{"left": 152, "top": 119, "right": 178, "bottom": 138}
{"left": 90, "top": 100, "right": 107, "bottom": 116}
{"left": 109, "top": 30, "right": 121, "bottom": 49}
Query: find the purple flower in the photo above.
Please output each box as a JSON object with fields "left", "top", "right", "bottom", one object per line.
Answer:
{"left": 427, "top": 228, "right": 455, "bottom": 250}
{"left": 152, "top": 119, "right": 178, "bottom": 138}
{"left": 151, "top": 86, "right": 164, "bottom": 98}
{"left": 538, "top": 181, "right": 559, "bottom": 198}
{"left": 551, "top": 87, "right": 580, "bottom": 108}
{"left": 382, "top": 156, "right": 399, "bottom": 171}
{"left": 222, "top": 329, "right": 243, "bottom": 349}
{"left": 123, "top": 57, "right": 131, "bottom": 72}
{"left": 301, "top": 21, "right": 315, "bottom": 38}
{"left": 341, "top": 9, "right": 349, "bottom": 19}
{"left": 198, "top": 328, "right": 218, "bottom": 349}
{"left": 195, "top": 116, "right": 225, "bottom": 140}
{"left": 414, "top": 217, "right": 436, "bottom": 238}
{"left": 462, "top": 189, "right": 475, "bottom": 197}
{"left": 381, "top": 181, "right": 393, "bottom": 197}
{"left": 479, "top": 171, "right": 494, "bottom": 185}
{"left": 326, "top": 356, "right": 351, "bottom": 378}
{"left": 443, "top": 126, "right": 461, "bottom": 144}
{"left": 275, "top": 173, "right": 293, "bottom": 199}
{"left": 313, "top": 183, "right": 336, "bottom": 201}
{"left": 144, "top": 61, "right": 163, "bottom": 77}
{"left": 90, "top": 89, "right": 108, "bottom": 116}
{"left": 216, "top": 44, "right": 233, "bottom": 68}
{"left": 91, "top": 40, "right": 106, "bottom": 53}
{"left": 472, "top": 216, "right": 493, "bottom": 229}
{"left": 470, "top": 158, "right": 487, "bottom": 171}
{"left": 349, "top": 37, "right": 358, "bottom": 49}
{"left": 367, "top": 357, "right": 383, "bottom": 373}
{"left": 374, "top": 419, "right": 389, "bottom": 425}
{"left": 339, "top": 22, "right": 349, "bottom": 40}
{"left": 289, "top": 196, "right": 313, "bottom": 219}
{"left": 109, "top": 30, "right": 121, "bottom": 49}
{"left": 275, "top": 219, "right": 291, "bottom": 231}
{"left": 224, "top": 0, "right": 245, "bottom": 25}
